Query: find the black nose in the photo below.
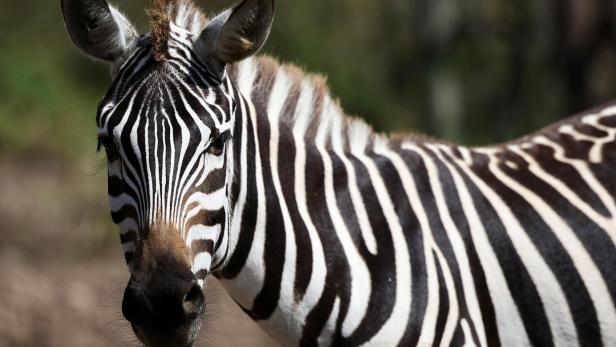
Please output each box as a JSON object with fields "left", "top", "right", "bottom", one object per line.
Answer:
{"left": 122, "top": 276, "right": 205, "bottom": 332}
{"left": 183, "top": 281, "right": 205, "bottom": 318}
{"left": 122, "top": 284, "right": 150, "bottom": 324}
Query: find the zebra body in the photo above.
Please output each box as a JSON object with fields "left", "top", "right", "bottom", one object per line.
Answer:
{"left": 219, "top": 56, "right": 616, "bottom": 346}
{"left": 61, "top": 0, "right": 616, "bottom": 346}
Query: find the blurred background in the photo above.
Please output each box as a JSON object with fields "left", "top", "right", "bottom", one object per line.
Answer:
{"left": 1, "top": 0, "right": 616, "bottom": 346}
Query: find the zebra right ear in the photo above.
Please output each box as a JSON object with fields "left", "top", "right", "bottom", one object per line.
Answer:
{"left": 195, "top": 0, "right": 274, "bottom": 75}
{"left": 61, "top": 0, "right": 138, "bottom": 63}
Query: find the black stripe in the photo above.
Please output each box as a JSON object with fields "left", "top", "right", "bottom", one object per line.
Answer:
{"left": 191, "top": 239, "right": 214, "bottom": 256}
{"left": 432, "top": 250, "right": 450, "bottom": 347}
{"left": 408, "top": 149, "right": 481, "bottom": 346}
{"left": 443, "top": 150, "right": 552, "bottom": 346}
{"left": 300, "top": 145, "right": 351, "bottom": 345}
{"left": 590, "top": 143, "right": 616, "bottom": 203}
{"left": 463, "top": 151, "right": 554, "bottom": 347}
{"left": 429, "top": 147, "right": 499, "bottom": 346}
{"left": 343, "top": 153, "right": 397, "bottom": 345}
{"left": 277, "top": 124, "right": 314, "bottom": 301}
{"left": 250, "top": 90, "right": 285, "bottom": 320}
{"left": 532, "top": 138, "right": 611, "bottom": 217}
{"left": 220, "top": 98, "right": 259, "bottom": 278}
{"left": 396, "top": 149, "right": 430, "bottom": 346}
{"left": 120, "top": 231, "right": 138, "bottom": 244}
{"left": 484, "top": 150, "right": 600, "bottom": 346}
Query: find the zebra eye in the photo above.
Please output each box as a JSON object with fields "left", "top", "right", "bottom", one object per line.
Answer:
{"left": 97, "top": 136, "right": 119, "bottom": 162}
{"left": 206, "top": 132, "right": 229, "bottom": 156}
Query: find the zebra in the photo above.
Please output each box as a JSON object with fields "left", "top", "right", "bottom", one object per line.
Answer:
{"left": 61, "top": 0, "right": 616, "bottom": 346}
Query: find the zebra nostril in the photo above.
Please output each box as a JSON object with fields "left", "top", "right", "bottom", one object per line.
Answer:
{"left": 183, "top": 280, "right": 205, "bottom": 318}
{"left": 122, "top": 285, "right": 146, "bottom": 324}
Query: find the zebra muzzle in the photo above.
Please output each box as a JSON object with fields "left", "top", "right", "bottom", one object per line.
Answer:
{"left": 122, "top": 254, "right": 206, "bottom": 347}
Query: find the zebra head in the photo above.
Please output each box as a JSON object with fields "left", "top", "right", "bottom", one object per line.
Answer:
{"left": 62, "top": 0, "right": 274, "bottom": 346}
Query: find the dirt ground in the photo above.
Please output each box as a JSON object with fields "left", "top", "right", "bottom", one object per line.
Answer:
{"left": 0, "top": 154, "right": 279, "bottom": 347}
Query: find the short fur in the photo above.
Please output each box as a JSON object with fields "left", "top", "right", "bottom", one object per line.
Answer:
{"left": 149, "top": 0, "right": 206, "bottom": 60}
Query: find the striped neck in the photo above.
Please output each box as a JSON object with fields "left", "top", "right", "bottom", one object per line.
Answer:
{"left": 211, "top": 56, "right": 399, "bottom": 345}
{"left": 214, "top": 55, "right": 389, "bottom": 273}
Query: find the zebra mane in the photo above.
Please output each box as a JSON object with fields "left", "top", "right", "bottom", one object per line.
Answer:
{"left": 148, "top": 0, "right": 207, "bottom": 60}
{"left": 231, "top": 55, "right": 383, "bottom": 152}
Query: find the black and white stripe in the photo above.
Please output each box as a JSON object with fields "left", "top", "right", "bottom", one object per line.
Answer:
{"left": 94, "top": 4, "right": 616, "bottom": 347}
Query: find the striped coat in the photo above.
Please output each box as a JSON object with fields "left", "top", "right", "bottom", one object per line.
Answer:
{"left": 215, "top": 56, "right": 616, "bottom": 346}
{"left": 61, "top": 0, "right": 616, "bottom": 345}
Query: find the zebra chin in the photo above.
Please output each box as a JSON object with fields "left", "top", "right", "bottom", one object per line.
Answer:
{"left": 121, "top": 223, "right": 207, "bottom": 347}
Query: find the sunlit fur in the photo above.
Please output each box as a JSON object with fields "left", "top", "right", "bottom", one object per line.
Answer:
{"left": 82, "top": 1, "right": 616, "bottom": 347}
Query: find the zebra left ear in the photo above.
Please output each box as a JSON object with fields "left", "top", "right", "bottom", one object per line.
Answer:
{"left": 61, "top": 0, "right": 138, "bottom": 63}
{"left": 195, "top": 0, "right": 274, "bottom": 74}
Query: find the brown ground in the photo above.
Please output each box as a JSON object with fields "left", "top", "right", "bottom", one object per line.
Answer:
{"left": 0, "top": 154, "right": 279, "bottom": 347}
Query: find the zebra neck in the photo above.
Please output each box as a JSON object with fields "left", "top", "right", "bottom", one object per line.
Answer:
{"left": 213, "top": 56, "right": 415, "bottom": 345}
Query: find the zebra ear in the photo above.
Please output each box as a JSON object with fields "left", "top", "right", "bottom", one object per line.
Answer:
{"left": 61, "top": 0, "right": 138, "bottom": 63}
{"left": 195, "top": 0, "right": 274, "bottom": 72}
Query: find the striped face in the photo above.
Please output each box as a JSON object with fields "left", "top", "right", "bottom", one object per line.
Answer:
{"left": 97, "top": 26, "right": 236, "bottom": 280}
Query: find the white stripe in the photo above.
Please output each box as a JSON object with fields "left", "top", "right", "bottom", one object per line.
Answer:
{"left": 448, "top": 146, "right": 579, "bottom": 347}
{"left": 191, "top": 252, "right": 212, "bottom": 273}
{"left": 237, "top": 58, "right": 257, "bottom": 98}
{"left": 186, "top": 224, "right": 221, "bottom": 246}
{"left": 184, "top": 188, "right": 227, "bottom": 218}
{"left": 172, "top": 107, "right": 192, "bottom": 226}
{"left": 171, "top": 82, "right": 213, "bottom": 229}
{"left": 534, "top": 136, "right": 616, "bottom": 223}
{"left": 229, "top": 102, "right": 248, "bottom": 255}
{"left": 159, "top": 106, "right": 171, "bottom": 223}
{"left": 109, "top": 193, "right": 137, "bottom": 213}
{"left": 160, "top": 90, "right": 177, "bottom": 223}
{"left": 461, "top": 318, "right": 478, "bottom": 347}
{"left": 117, "top": 218, "right": 138, "bottom": 235}
{"left": 318, "top": 297, "right": 341, "bottom": 346}
{"left": 508, "top": 145, "right": 616, "bottom": 240}
{"left": 317, "top": 96, "right": 371, "bottom": 338}
{"left": 144, "top": 116, "right": 155, "bottom": 221}
{"left": 359, "top": 143, "right": 411, "bottom": 346}
{"left": 194, "top": 152, "right": 225, "bottom": 187}
{"left": 375, "top": 146, "right": 436, "bottom": 346}
{"left": 259, "top": 70, "right": 302, "bottom": 345}
{"left": 226, "top": 62, "right": 254, "bottom": 259}
{"left": 153, "top": 109, "right": 161, "bottom": 223}
{"left": 418, "top": 144, "right": 487, "bottom": 347}
{"left": 112, "top": 93, "right": 145, "bottom": 225}
{"left": 487, "top": 148, "right": 616, "bottom": 346}
{"left": 434, "top": 247, "right": 460, "bottom": 347}
{"left": 582, "top": 112, "right": 616, "bottom": 163}
{"left": 431, "top": 144, "right": 531, "bottom": 346}
{"left": 291, "top": 82, "right": 328, "bottom": 330}
{"left": 226, "top": 97, "right": 267, "bottom": 310}
{"left": 330, "top": 108, "right": 378, "bottom": 255}
{"left": 129, "top": 112, "right": 148, "bottom": 221}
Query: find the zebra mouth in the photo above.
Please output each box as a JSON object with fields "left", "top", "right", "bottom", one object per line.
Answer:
{"left": 121, "top": 253, "right": 206, "bottom": 347}
{"left": 129, "top": 310, "right": 204, "bottom": 347}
